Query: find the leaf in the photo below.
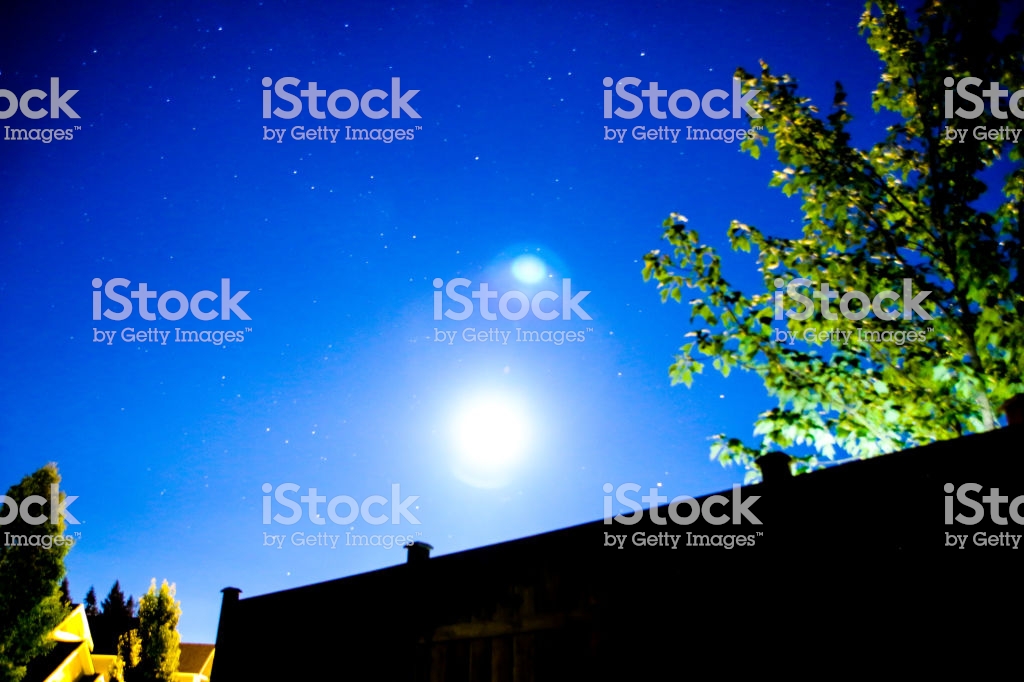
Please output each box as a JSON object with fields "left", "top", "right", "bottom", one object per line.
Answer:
{"left": 639, "top": 2, "right": 1020, "bottom": 480}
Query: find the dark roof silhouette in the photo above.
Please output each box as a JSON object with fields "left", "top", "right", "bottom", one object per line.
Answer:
{"left": 211, "top": 424, "right": 1024, "bottom": 679}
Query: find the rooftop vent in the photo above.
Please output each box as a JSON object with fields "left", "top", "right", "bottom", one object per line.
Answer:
{"left": 406, "top": 541, "right": 433, "bottom": 564}
{"left": 755, "top": 451, "right": 793, "bottom": 484}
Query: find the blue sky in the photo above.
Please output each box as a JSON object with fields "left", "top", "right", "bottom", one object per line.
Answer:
{"left": 1, "top": 0, "right": 908, "bottom": 641}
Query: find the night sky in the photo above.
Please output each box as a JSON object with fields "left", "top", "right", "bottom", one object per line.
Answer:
{"left": 2, "top": 0, "right": 894, "bottom": 641}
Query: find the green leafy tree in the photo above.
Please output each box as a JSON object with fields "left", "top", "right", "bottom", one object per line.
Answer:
{"left": 643, "top": 0, "right": 1024, "bottom": 480}
{"left": 135, "top": 579, "right": 181, "bottom": 682}
{"left": 84, "top": 587, "right": 99, "bottom": 617}
{"left": 109, "top": 629, "right": 141, "bottom": 682}
{"left": 0, "top": 464, "right": 74, "bottom": 682}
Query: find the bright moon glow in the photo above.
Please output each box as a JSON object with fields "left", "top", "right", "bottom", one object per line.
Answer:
{"left": 453, "top": 396, "right": 530, "bottom": 487}
{"left": 511, "top": 254, "right": 547, "bottom": 284}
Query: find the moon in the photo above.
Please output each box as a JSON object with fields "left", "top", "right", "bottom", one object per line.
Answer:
{"left": 452, "top": 395, "right": 530, "bottom": 487}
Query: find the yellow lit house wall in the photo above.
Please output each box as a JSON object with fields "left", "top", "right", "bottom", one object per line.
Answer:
{"left": 33, "top": 604, "right": 214, "bottom": 682}
{"left": 41, "top": 605, "right": 102, "bottom": 682}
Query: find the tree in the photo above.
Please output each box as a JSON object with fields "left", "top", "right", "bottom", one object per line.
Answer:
{"left": 59, "top": 579, "right": 72, "bottom": 609}
{"left": 84, "top": 587, "right": 99, "bottom": 617}
{"left": 113, "top": 579, "right": 181, "bottom": 682}
{"left": 109, "top": 629, "right": 141, "bottom": 682}
{"left": 102, "top": 580, "right": 134, "bottom": 620}
{"left": 0, "top": 464, "right": 74, "bottom": 682}
{"left": 642, "top": 0, "right": 1024, "bottom": 480}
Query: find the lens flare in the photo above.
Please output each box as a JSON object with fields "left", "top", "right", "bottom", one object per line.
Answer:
{"left": 511, "top": 255, "right": 547, "bottom": 284}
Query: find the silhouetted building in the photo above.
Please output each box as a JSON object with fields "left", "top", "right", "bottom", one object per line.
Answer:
{"left": 212, "top": 424, "right": 1023, "bottom": 680}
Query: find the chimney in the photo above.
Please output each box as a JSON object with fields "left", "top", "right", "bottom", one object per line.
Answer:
{"left": 755, "top": 451, "right": 792, "bottom": 484}
{"left": 406, "top": 541, "right": 433, "bottom": 564}
{"left": 210, "top": 588, "right": 241, "bottom": 682}
{"left": 214, "top": 588, "right": 241, "bottom": 649}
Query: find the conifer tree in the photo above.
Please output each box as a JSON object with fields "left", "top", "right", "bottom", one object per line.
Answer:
{"left": 102, "top": 580, "right": 133, "bottom": 620}
{"left": 84, "top": 587, "right": 99, "bottom": 617}
{"left": 59, "top": 579, "right": 72, "bottom": 609}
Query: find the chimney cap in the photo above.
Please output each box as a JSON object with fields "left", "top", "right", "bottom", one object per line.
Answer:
{"left": 405, "top": 541, "right": 433, "bottom": 563}
{"left": 755, "top": 451, "right": 793, "bottom": 483}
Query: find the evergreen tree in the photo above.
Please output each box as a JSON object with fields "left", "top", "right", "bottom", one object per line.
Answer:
{"left": 643, "top": 0, "right": 1024, "bottom": 479}
{"left": 102, "top": 580, "right": 133, "bottom": 620}
{"left": 59, "top": 579, "right": 72, "bottom": 609}
{"left": 84, "top": 587, "right": 99, "bottom": 618}
{"left": 0, "top": 464, "right": 74, "bottom": 682}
